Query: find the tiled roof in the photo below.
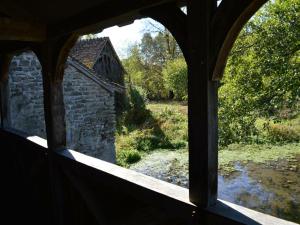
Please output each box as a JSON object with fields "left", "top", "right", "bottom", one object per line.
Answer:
{"left": 69, "top": 37, "right": 108, "bottom": 69}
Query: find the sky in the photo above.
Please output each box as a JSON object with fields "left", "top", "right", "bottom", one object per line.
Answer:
{"left": 97, "top": 18, "right": 155, "bottom": 59}
{"left": 95, "top": 7, "right": 187, "bottom": 59}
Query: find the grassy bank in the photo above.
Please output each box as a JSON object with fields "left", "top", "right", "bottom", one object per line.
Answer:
{"left": 116, "top": 101, "right": 300, "bottom": 171}
{"left": 116, "top": 102, "right": 188, "bottom": 167}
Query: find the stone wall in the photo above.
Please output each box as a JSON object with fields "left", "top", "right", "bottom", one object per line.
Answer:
{"left": 7, "top": 51, "right": 116, "bottom": 163}
{"left": 7, "top": 52, "right": 46, "bottom": 138}
{"left": 63, "top": 64, "right": 116, "bottom": 163}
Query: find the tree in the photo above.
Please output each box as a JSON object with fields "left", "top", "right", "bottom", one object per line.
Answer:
{"left": 163, "top": 58, "right": 188, "bottom": 101}
{"left": 219, "top": 0, "right": 300, "bottom": 146}
{"left": 123, "top": 27, "right": 184, "bottom": 100}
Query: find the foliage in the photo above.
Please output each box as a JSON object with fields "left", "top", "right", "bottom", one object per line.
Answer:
{"left": 163, "top": 58, "right": 188, "bottom": 100}
{"left": 219, "top": 0, "right": 300, "bottom": 146}
{"left": 116, "top": 102, "right": 188, "bottom": 166}
{"left": 256, "top": 115, "right": 300, "bottom": 143}
{"left": 122, "top": 27, "right": 185, "bottom": 100}
{"left": 122, "top": 86, "right": 150, "bottom": 125}
{"left": 116, "top": 148, "right": 141, "bottom": 167}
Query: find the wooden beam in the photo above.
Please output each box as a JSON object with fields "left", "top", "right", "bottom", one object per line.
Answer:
{"left": 48, "top": 0, "right": 178, "bottom": 38}
{"left": 187, "top": 0, "right": 218, "bottom": 207}
{"left": 0, "top": 41, "right": 40, "bottom": 55}
{"left": 211, "top": 0, "right": 267, "bottom": 80}
{"left": 38, "top": 35, "right": 77, "bottom": 150}
{"left": 37, "top": 35, "right": 77, "bottom": 225}
{"left": 0, "top": 18, "right": 46, "bottom": 42}
{"left": 0, "top": 54, "right": 12, "bottom": 128}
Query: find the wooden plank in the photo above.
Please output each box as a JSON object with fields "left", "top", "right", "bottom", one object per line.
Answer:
{"left": 187, "top": 0, "right": 218, "bottom": 207}
{"left": 0, "top": 18, "right": 46, "bottom": 42}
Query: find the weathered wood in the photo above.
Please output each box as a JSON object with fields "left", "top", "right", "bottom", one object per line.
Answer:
{"left": 0, "top": 54, "right": 12, "bottom": 128}
{"left": 211, "top": 0, "right": 267, "bottom": 80}
{"left": 38, "top": 36, "right": 78, "bottom": 225}
{"left": 187, "top": 0, "right": 218, "bottom": 207}
{"left": 48, "top": 0, "right": 178, "bottom": 38}
{"left": 38, "top": 35, "right": 78, "bottom": 150}
{"left": 0, "top": 18, "right": 46, "bottom": 42}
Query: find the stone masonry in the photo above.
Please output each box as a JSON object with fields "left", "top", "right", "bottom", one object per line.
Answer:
{"left": 6, "top": 38, "right": 125, "bottom": 163}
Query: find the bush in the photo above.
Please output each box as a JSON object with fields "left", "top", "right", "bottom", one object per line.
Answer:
{"left": 163, "top": 58, "right": 188, "bottom": 101}
{"left": 264, "top": 122, "right": 300, "bottom": 143}
{"left": 116, "top": 149, "right": 141, "bottom": 167}
{"left": 121, "top": 86, "right": 151, "bottom": 126}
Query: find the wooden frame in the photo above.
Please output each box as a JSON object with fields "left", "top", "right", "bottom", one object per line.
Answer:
{"left": 1, "top": 0, "right": 296, "bottom": 224}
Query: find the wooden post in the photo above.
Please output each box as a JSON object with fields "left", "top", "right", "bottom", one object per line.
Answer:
{"left": 0, "top": 54, "right": 12, "bottom": 128}
{"left": 187, "top": 0, "right": 218, "bottom": 207}
{"left": 39, "top": 41, "right": 66, "bottom": 225}
{"left": 38, "top": 35, "right": 77, "bottom": 225}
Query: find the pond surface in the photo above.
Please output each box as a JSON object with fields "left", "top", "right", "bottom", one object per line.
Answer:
{"left": 131, "top": 152, "right": 300, "bottom": 224}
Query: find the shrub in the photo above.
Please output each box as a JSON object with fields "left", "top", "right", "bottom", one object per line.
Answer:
{"left": 264, "top": 122, "right": 300, "bottom": 143}
{"left": 163, "top": 58, "right": 188, "bottom": 101}
{"left": 116, "top": 149, "right": 141, "bottom": 167}
{"left": 123, "top": 86, "right": 151, "bottom": 126}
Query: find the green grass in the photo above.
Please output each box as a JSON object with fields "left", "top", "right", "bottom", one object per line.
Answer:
{"left": 116, "top": 101, "right": 188, "bottom": 167}
{"left": 116, "top": 101, "right": 300, "bottom": 170}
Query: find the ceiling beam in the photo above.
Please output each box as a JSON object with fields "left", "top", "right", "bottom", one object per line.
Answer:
{"left": 48, "top": 0, "right": 180, "bottom": 38}
{"left": 0, "top": 18, "right": 46, "bottom": 42}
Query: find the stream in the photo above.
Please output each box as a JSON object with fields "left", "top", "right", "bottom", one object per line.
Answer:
{"left": 131, "top": 151, "right": 300, "bottom": 223}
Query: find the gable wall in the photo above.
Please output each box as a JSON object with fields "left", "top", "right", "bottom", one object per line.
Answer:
{"left": 63, "top": 64, "right": 116, "bottom": 162}
{"left": 7, "top": 52, "right": 116, "bottom": 163}
{"left": 93, "top": 44, "right": 124, "bottom": 85}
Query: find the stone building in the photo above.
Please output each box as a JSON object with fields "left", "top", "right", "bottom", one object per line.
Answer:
{"left": 6, "top": 37, "right": 125, "bottom": 163}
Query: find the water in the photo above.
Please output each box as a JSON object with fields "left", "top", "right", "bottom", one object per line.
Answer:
{"left": 131, "top": 151, "right": 300, "bottom": 223}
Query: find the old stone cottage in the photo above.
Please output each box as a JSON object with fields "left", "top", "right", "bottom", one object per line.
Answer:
{"left": 6, "top": 37, "right": 125, "bottom": 163}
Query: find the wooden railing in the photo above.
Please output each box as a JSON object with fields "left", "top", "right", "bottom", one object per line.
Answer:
{"left": 0, "top": 128, "right": 297, "bottom": 225}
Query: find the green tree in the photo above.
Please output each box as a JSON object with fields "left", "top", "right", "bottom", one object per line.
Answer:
{"left": 123, "top": 26, "right": 184, "bottom": 100}
{"left": 163, "top": 58, "right": 188, "bottom": 100}
{"left": 219, "top": 0, "right": 300, "bottom": 146}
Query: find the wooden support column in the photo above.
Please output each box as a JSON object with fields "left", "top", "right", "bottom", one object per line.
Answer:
{"left": 38, "top": 35, "right": 78, "bottom": 225}
{"left": 0, "top": 54, "right": 12, "bottom": 128}
{"left": 39, "top": 35, "right": 77, "bottom": 150}
{"left": 187, "top": 0, "right": 218, "bottom": 207}
{"left": 40, "top": 55, "right": 66, "bottom": 150}
{"left": 39, "top": 41, "right": 67, "bottom": 225}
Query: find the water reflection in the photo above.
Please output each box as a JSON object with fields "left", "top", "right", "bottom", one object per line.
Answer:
{"left": 219, "top": 157, "right": 300, "bottom": 223}
{"left": 131, "top": 152, "right": 300, "bottom": 223}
